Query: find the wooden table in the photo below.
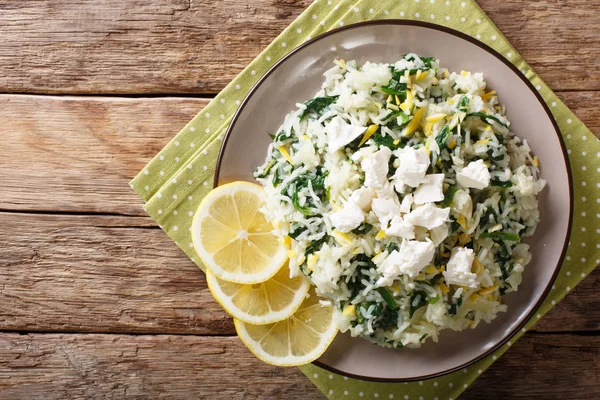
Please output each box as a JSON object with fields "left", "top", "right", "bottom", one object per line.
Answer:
{"left": 0, "top": 1, "right": 598, "bottom": 398}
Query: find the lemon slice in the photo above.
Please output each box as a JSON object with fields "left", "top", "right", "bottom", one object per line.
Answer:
{"left": 234, "top": 290, "right": 339, "bottom": 366}
{"left": 192, "top": 182, "right": 287, "bottom": 284}
{"left": 206, "top": 262, "right": 310, "bottom": 325}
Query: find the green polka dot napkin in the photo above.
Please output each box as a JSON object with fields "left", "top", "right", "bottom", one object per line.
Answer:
{"left": 130, "top": 0, "right": 600, "bottom": 398}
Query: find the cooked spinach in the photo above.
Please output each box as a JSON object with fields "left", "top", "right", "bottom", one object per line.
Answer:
{"left": 381, "top": 66, "right": 408, "bottom": 97}
{"left": 409, "top": 291, "right": 428, "bottom": 318}
{"left": 272, "top": 167, "right": 282, "bottom": 187}
{"left": 441, "top": 185, "right": 458, "bottom": 207}
{"left": 373, "top": 133, "right": 402, "bottom": 150}
{"left": 288, "top": 223, "right": 307, "bottom": 239}
{"left": 299, "top": 96, "right": 339, "bottom": 120}
{"left": 377, "top": 287, "right": 399, "bottom": 310}
{"left": 435, "top": 125, "right": 451, "bottom": 150}
{"left": 352, "top": 222, "right": 373, "bottom": 235}
{"left": 491, "top": 178, "right": 513, "bottom": 188}
{"left": 481, "top": 231, "right": 520, "bottom": 241}
{"left": 466, "top": 112, "right": 509, "bottom": 128}
{"left": 347, "top": 254, "right": 376, "bottom": 300}
{"left": 281, "top": 168, "right": 329, "bottom": 215}
{"left": 254, "top": 159, "right": 277, "bottom": 179}
{"left": 458, "top": 95, "right": 470, "bottom": 113}
{"left": 304, "top": 235, "right": 329, "bottom": 257}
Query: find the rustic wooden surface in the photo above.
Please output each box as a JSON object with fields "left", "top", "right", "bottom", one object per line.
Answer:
{"left": 0, "top": 1, "right": 598, "bottom": 399}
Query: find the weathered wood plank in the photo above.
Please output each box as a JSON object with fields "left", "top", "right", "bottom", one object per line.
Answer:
{"left": 0, "top": 334, "right": 324, "bottom": 399}
{"left": 0, "top": 333, "right": 596, "bottom": 399}
{"left": 0, "top": 212, "right": 597, "bottom": 334}
{"left": 0, "top": 93, "right": 598, "bottom": 216}
{"left": 0, "top": 212, "right": 232, "bottom": 335}
{"left": 0, "top": 95, "right": 209, "bottom": 216}
{"left": 463, "top": 333, "right": 600, "bottom": 400}
{"left": 0, "top": 0, "right": 597, "bottom": 94}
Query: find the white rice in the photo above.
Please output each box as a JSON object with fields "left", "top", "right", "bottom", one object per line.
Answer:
{"left": 254, "top": 55, "right": 545, "bottom": 348}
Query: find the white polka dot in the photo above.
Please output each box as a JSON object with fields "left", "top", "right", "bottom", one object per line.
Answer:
{"left": 582, "top": 151, "right": 587, "bottom": 156}
{"left": 359, "top": 392, "right": 363, "bottom": 397}
{"left": 144, "top": 170, "right": 149, "bottom": 175}
{"left": 205, "top": 128, "right": 210, "bottom": 133}
{"left": 461, "top": 1, "right": 466, "bottom": 6}
{"left": 175, "top": 141, "right": 179, "bottom": 146}
{"left": 334, "top": 4, "right": 338, "bottom": 9}
{"left": 551, "top": 300, "right": 556, "bottom": 305}
{"left": 384, "top": 10, "right": 389, "bottom": 15}
{"left": 582, "top": 182, "right": 587, "bottom": 187}
{"left": 338, "top": 21, "right": 344, "bottom": 26}
{"left": 404, "top": 396, "right": 409, "bottom": 400}
{"left": 581, "top": 272, "right": 586, "bottom": 278}
{"left": 266, "top": 56, "right": 272, "bottom": 61}
{"left": 187, "top": 180, "right": 193, "bottom": 185}
{"left": 415, "top": 0, "right": 419, "bottom": 2}
{"left": 158, "top": 209, "right": 162, "bottom": 214}
{"left": 296, "top": 28, "right": 302, "bottom": 34}
{"left": 461, "top": 17, "right": 466, "bottom": 22}
{"left": 374, "top": 394, "right": 379, "bottom": 398}
{"left": 552, "top": 102, "right": 557, "bottom": 107}
{"left": 566, "top": 271, "right": 572, "bottom": 276}
{"left": 582, "top": 242, "right": 586, "bottom": 247}
{"left": 354, "top": 6, "right": 359, "bottom": 12}
{"left": 220, "top": 99, "right": 225, "bottom": 104}
{"left": 430, "top": 14, "right": 435, "bottom": 19}
{"left": 312, "top": 14, "right": 316, "bottom": 20}
{"left": 445, "top": 15, "right": 450, "bottom": 20}
{"left": 187, "top": 196, "right": 192, "bottom": 200}
{"left": 159, "top": 171, "right": 165, "bottom": 176}
{"left": 419, "top": 381, "right": 423, "bottom": 385}
{"left": 507, "top": 341, "right": 512, "bottom": 346}
{"left": 173, "top": 195, "right": 177, "bottom": 199}
{"left": 144, "top": 185, "right": 149, "bottom": 190}
{"left": 203, "top": 150, "right": 208, "bottom": 155}
{"left": 491, "top": 35, "right": 497, "bottom": 40}
{"left": 449, "top": 383, "right": 453, "bottom": 388}
{"left": 370, "top": 8, "right": 374, "bottom": 13}
{"left": 159, "top": 155, "right": 164, "bottom": 160}
{"left": 476, "top": 34, "right": 481, "bottom": 39}
{"left": 434, "top": 381, "right": 438, "bottom": 387}
{"left": 582, "top": 166, "right": 587, "bottom": 171}
{"left": 567, "top": 134, "right": 572, "bottom": 139}
{"left": 235, "top": 100, "right": 240, "bottom": 105}
{"left": 344, "top": 392, "right": 348, "bottom": 396}
{"left": 430, "top": 0, "right": 434, "bottom": 3}
{"left": 187, "top": 164, "right": 193, "bottom": 170}
{"left": 173, "top": 226, "right": 178, "bottom": 231}
{"left": 464, "top": 384, "right": 468, "bottom": 388}
{"left": 400, "top": 11, "right": 405, "bottom": 16}
{"left": 446, "top": 0, "right": 450, "bottom": 4}
{"left": 189, "top": 243, "right": 193, "bottom": 248}
{"left": 415, "top": 12, "right": 420, "bottom": 17}
{"left": 188, "top": 211, "right": 193, "bottom": 217}
{"left": 281, "top": 42, "right": 286, "bottom": 47}
{"left": 476, "top": 19, "right": 481, "bottom": 24}
{"left": 582, "top": 135, "right": 587, "bottom": 140}
{"left": 343, "top": 377, "right": 348, "bottom": 380}
{"left": 251, "top": 70, "right": 256, "bottom": 76}
{"left": 567, "top": 118, "right": 572, "bottom": 124}
{"left": 157, "top": 193, "right": 162, "bottom": 199}
{"left": 203, "top": 182, "right": 208, "bottom": 186}
{"left": 536, "top": 85, "right": 541, "bottom": 90}
{"left": 390, "top": 395, "right": 394, "bottom": 399}
{"left": 566, "top": 286, "right": 571, "bottom": 291}
{"left": 171, "top": 178, "right": 176, "bottom": 184}
{"left": 175, "top": 157, "right": 180, "bottom": 162}
{"left": 567, "top": 149, "right": 572, "bottom": 155}
{"left": 320, "top": 21, "right": 325, "bottom": 26}
{"left": 313, "top": 373, "right": 318, "bottom": 378}
{"left": 328, "top": 374, "right": 332, "bottom": 379}
{"left": 329, "top": 390, "right": 334, "bottom": 395}
{"left": 507, "top": 52, "right": 512, "bottom": 58}
{"left": 493, "top": 355, "right": 497, "bottom": 360}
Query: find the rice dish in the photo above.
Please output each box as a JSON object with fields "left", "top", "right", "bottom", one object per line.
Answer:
{"left": 254, "top": 54, "right": 545, "bottom": 348}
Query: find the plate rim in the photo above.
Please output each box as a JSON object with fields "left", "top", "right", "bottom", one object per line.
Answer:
{"left": 214, "top": 19, "right": 574, "bottom": 382}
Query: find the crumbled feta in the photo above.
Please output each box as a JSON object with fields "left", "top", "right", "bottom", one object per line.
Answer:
{"left": 405, "top": 203, "right": 450, "bottom": 230}
{"left": 378, "top": 239, "right": 435, "bottom": 284}
{"left": 385, "top": 216, "right": 415, "bottom": 239}
{"left": 443, "top": 247, "right": 479, "bottom": 288}
{"left": 325, "top": 116, "right": 367, "bottom": 153}
{"left": 349, "top": 187, "right": 376, "bottom": 211}
{"left": 393, "top": 147, "right": 430, "bottom": 190}
{"left": 413, "top": 174, "right": 445, "bottom": 204}
{"left": 399, "top": 193, "right": 413, "bottom": 214}
{"left": 457, "top": 160, "right": 491, "bottom": 190}
{"left": 429, "top": 224, "right": 448, "bottom": 246}
{"left": 292, "top": 138, "right": 319, "bottom": 166}
{"left": 330, "top": 201, "right": 365, "bottom": 233}
{"left": 372, "top": 197, "right": 401, "bottom": 229}
{"left": 350, "top": 145, "right": 377, "bottom": 163}
{"left": 452, "top": 189, "right": 473, "bottom": 218}
{"left": 361, "top": 147, "right": 392, "bottom": 189}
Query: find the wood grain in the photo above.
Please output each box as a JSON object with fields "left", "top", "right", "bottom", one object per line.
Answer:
{"left": 0, "top": 332, "right": 596, "bottom": 399}
{"left": 0, "top": 212, "right": 232, "bottom": 335}
{"left": 0, "top": 93, "right": 598, "bottom": 216}
{"left": 1, "top": 212, "right": 597, "bottom": 335}
{"left": 0, "top": 334, "right": 323, "bottom": 399}
{"left": 0, "top": 0, "right": 597, "bottom": 94}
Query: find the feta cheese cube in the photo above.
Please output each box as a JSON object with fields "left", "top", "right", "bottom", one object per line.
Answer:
{"left": 292, "top": 138, "right": 319, "bottom": 166}
{"left": 399, "top": 193, "right": 413, "bottom": 214}
{"left": 372, "top": 197, "right": 401, "bottom": 229}
{"left": 452, "top": 189, "right": 473, "bottom": 218}
{"left": 429, "top": 224, "right": 448, "bottom": 246}
{"left": 325, "top": 116, "right": 367, "bottom": 153}
{"left": 413, "top": 174, "right": 445, "bottom": 204}
{"left": 361, "top": 147, "right": 392, "bottom": 189}
{"left": 330, "top": 201, "right": 364, "bottom": 233}
{"left": 350, "top": 145, "right": 377, "bottom": 163}
{"left": 385, "top": 216, "right": 415, "bottom": 239}
{"left": 378, "top": 239, "right": 435, "bottom": 284}
{"left": 457, "top": 160, "right": 491, "bottom": 190}
{"left": 349, "top": 187, "right": 376, "bottom": 211}
{"left": 405, "top": 203, "right": 450, "bottom": 230}
{"left": 393, "top": 147, "right": 430, "bottom": 188}
{"left": 443, "top": 247, "right": 479, "bottom": 288}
